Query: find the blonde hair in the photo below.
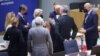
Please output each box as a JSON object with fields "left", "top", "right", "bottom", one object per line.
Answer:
{"left": 33, "top": 9, "right": 43, "bottom": 18}
{"left": 11, "top": 17, "right": 19, "bottom": 27}
{"left": 44, "top": 21, "right": 51, "bottom": 31}
{"left": 5, "top": 12, "right": 15, "bottom": 29}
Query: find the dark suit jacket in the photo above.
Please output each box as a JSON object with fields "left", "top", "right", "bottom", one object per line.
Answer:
{"left": 49, "top": 11, "right": 65, "bottom": 52}
{"left": 57, "top": 15, "right": 78, "bottom": 40}
{"left": 83, "top": 11, "right": 98, "bottom": 39}
{"left": 3, "top": 26, "right": 24, "bottom": 51}
{"left": 50, "top": 23, "right": 64, "bottom": 52}
{"left": 49, "top": 11, "right": 59, "bottom": 22}
{"left": 18, "top": 15, "right": 29, "bottom": 42}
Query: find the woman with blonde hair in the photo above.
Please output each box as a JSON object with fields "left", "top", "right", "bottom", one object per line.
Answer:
{"left": 5, "top": 12, "right": 15, "bottom": 30}
{"left": 33, "top": 8, "right": 43, "bottom": 18}
{"left": 3, "top": 18, "right": 24, "bottom": 56}
{"left": 0, "top": 12, "right": 16, "bottom": 49}
{"left": 32, "top": 9, "right": 43, "bottom": 27}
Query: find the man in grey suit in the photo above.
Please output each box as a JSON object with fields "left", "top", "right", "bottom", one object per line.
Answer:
{"left": 28, "top": 17, "right": 53, "bottom": 56}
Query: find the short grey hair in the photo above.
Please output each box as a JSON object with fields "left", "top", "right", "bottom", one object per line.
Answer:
{"left": 34, "top": 17, "right": 44, "bottom": 26}
{"left": 33, "top": 9, "right": 43, "bottom": 18}
{"left": 62, "top": 5, "right": 69, "bottom": 13}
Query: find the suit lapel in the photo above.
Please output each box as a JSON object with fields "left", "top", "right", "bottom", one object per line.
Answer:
{"left": 84, "top": 11, "right": 92, "bottom": 23}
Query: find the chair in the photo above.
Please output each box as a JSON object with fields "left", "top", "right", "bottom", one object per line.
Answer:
{"left": 63, "top": 39, "right": 79, "bottom": 54}
{"left": 91, "top": 45, "right": 100, "bottom": 56}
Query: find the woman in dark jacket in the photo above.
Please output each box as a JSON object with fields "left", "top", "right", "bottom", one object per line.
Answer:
{"left": 3, "top": 17, "right": 24, "bottom": 56}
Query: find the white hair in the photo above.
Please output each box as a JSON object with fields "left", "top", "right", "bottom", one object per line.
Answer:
{"left": 84, "top": 3, "right": 92, "bottom": 9}
{"left": 34, "top": 9, "right": 43, "bottom": 18}
{"left": 54, "top": 4, "right": 62, "bottom": 9}
{"left": 34, "top": 17, "right": 44, "bottom": 26}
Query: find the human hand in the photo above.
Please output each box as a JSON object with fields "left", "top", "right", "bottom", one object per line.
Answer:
{"left": 79, "top": 28, "right": 86, "bottom": 34}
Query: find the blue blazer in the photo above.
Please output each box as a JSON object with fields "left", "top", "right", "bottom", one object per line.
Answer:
{"left": 83, "top": 11, "right": 98, "bottom": 38}
{"left": 49, "top": 11, "right": 59, "bottom": 22}
{"left": 18, "top": 15, "right": 29, "bottom": 42}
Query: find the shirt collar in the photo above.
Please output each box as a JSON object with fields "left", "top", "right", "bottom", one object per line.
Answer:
{"left": 62, "top": 13, "right": 67, "bottom": 16}
{"left": 18, "top": 12, "right": 24, "bottom": 18}
{"left": 88, "top": 9, "right": 92, "bottom": 14}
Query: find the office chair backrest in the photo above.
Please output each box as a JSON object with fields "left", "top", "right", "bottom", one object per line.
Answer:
{"left": 63, "top": 39, "right": 79, "bottom": 54}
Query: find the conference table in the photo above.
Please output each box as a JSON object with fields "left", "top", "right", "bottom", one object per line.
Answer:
{"left": 65, "top": 52, "right": 87, "bottom": 56}
{"left": 65, "top": 50, "right": 96, "bottom": 56}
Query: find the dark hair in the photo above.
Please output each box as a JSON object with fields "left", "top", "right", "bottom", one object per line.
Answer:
{"left": 19, "top": 4, "right": 27, "bottom": 12}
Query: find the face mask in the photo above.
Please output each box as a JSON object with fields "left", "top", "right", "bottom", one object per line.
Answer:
{"left": 40, "top": 15, "right": 43, "bottom": 18}
{"left": 23, "top": 12, "right": 28, "bottom": 15}
{"left": 83, "top": 9, "right": 88, "bottom": 13}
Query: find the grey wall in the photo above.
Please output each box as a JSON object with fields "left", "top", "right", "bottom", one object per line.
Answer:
{"left": 39, "top": 0, "right": 53, "bottom": 20}
{"left": 39, "top": 0, "right": 88, "bottom": 19}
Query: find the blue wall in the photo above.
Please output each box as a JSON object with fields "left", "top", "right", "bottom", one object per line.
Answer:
{"left": 0, "top": 0, "right": 37, "bottom": 32}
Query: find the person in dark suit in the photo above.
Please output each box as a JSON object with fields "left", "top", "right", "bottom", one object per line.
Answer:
{"left": 3, "top": 17, "right": 24, "bottom": 56}
{"left": 56, "top": 6, "right": 78, "bottom": 53}
{"left": 49, "top": 4, "right": 64, "bottom": 52}
{"left": 17, "top": 4, "right": 30, "bottom": 56}
{"left": 80, "top": 3, "right": 99, "bottom": 50}
{"left": 57, "top": 6, "right": 78, "bottom": 41}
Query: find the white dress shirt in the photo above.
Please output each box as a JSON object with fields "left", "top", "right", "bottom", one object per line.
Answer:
{"left": 84, "top": 10, "right": 92, "bottom": 23}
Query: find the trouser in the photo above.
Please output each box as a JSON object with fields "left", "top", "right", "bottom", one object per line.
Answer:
{"left": 8, "top": 51, "right": 21, "bottom": 56}
{"left": 21, "top": 41, "right": 28, "bottom": 56}
{"left": 85, "top": 36, "right": 98, "bottom": 50}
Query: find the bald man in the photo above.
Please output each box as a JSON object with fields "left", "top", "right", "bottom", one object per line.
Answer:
{"left": 80, "top": 3, "right": 99, "bottom": 50}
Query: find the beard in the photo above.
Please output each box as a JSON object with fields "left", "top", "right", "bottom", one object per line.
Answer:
{"left": 83, "top": 9, "right": 88, "bottom": 13}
